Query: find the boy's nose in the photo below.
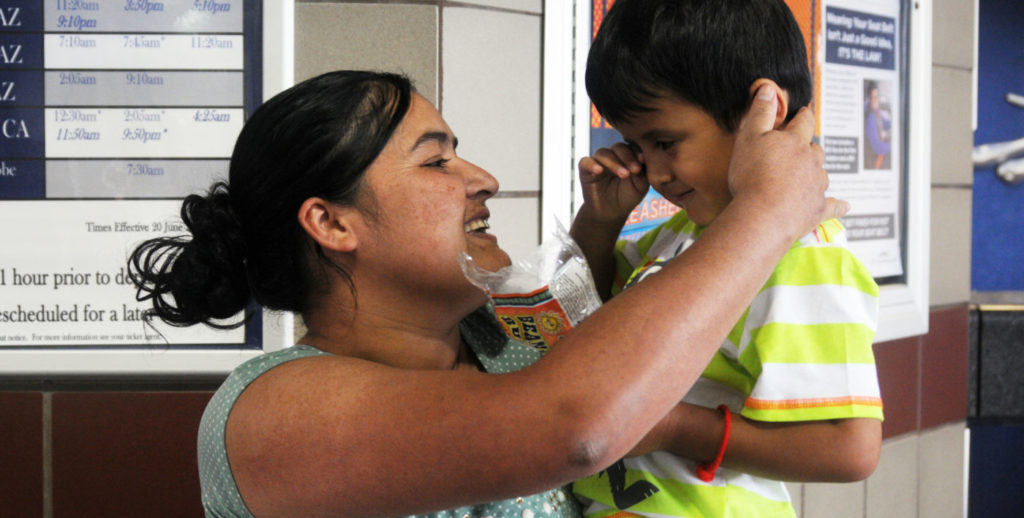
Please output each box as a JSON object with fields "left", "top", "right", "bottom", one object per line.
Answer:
{"left": 644, "top": 160, "right": 673, "bottom": 188}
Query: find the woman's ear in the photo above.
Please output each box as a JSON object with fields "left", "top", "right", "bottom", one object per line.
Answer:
{"left": 748, "top": 78, "right": 791, "bottom": 130}
{"left": 297, "top": 197, "right": 360, "bottom": 253}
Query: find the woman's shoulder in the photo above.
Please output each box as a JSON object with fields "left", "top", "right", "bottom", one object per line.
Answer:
{"left": 201, "top": 345, "right": 337, "bottom": 440}
{"left": 199, "top": 345, "right": 335, "bottom": 463}
{"left": 201, "top": 344, "right": 333, "bottom": 434}
{"left": 198, "top": 345, "right": 333, "bottom": 518}
{"left": 206, "top": 345, "right": 330, "bottom": 412}
{"left": 229, "top": 345, "right": 332, "bottom": 386}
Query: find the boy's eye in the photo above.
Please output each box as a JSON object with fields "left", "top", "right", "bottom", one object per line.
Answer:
{"left": 654, "top": 140, "right": 675, "bottom": 151}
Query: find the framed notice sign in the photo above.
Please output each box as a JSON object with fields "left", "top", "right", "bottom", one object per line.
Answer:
{"left": 816, "top": 0, "right": 931, "bottom": 341}
{"left": 543, "top": 0, "right": 930, "bottom": 342}
{"left": 0, "top": 1, "right": 294, "bottom": 376}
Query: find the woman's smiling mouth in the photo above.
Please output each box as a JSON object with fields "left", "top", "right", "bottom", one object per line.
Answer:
{"left": 464, "top": 218, "right": 490, "bottom": 234}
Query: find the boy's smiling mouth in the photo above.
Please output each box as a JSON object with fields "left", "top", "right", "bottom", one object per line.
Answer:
{"left": 669, "top": 188, "right": 696, "bottom": 207}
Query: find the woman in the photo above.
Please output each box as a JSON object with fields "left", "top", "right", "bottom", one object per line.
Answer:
{"left": 129, "top": 71, "right": 839, "bottom": 517}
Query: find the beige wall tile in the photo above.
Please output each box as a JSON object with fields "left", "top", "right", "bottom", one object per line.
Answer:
{"left": 919, "top": 423, "right": 966, "bottom": 518}
{"left": 932, "top": 0, "right": 975, "bottom": 69}
{"left": 866, "top": 434, "right": 919, "bottom": 518}
{"left": 931, "top": 66, "right": 975, "bottom": 185}
{"left": 930, "top": 188, "right": 973, "bottom": 305}
{"left": 295, "top": 4, "right": 439, "bottom": 105}
{"left": 294, "top": 315, "right": 307, "bottom": 345}
{"left": 488, "top": 196, "right": 541, "bottom": 262}
{"left": 803, "top": 481, "right": 865, "bottom": 518}
{"left": 786, "top": 482, "right": 804, "bottom": 518}
{"left": 441, "top": 7, "right": 541, "bottom": 192}
{"left": 454, "top": 0, "right": 542, "bottom": 13}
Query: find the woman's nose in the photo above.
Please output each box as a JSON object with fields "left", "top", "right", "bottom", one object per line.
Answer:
{"left": 458, "top": 158, "right": 500, "bottom": 199}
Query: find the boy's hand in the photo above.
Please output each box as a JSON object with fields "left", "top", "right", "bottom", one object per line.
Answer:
{"left": 577, "top": 143, "right": 650, "bottom": 224}
{"left": 728, "top": 85, "right": 848, "bottom": 239}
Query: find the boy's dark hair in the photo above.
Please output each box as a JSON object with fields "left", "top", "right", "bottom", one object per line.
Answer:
{"left": 586, "top": 0, "right": 812, "bottom": 132}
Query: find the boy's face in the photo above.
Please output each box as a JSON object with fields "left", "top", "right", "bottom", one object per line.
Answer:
{"left": 615, "top": 96, "right": 736, "bottom": 226}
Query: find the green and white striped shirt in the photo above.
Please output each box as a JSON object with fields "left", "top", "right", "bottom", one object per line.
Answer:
{"left": 573, "top": 211, "right": 882, "bottom": 518}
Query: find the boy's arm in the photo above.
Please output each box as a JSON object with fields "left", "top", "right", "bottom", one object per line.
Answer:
{"left": 569, "top": 143, "right": 649, "bottom": 300}
{"left": 633, "top": 403, "right": 882, "bottom": 482}
{"left": 570, "top": 207, "right": 628, "bottom": 301}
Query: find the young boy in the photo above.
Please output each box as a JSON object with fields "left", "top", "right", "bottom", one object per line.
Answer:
{"left": 569, "top": 1, "right": 884, "bottom": 516}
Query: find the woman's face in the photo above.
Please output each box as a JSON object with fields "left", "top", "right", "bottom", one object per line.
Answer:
{"left": 357, "top": 94, "right": 511, "bottom": 296}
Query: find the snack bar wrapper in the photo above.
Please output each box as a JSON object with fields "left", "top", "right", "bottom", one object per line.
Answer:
{"left": 461, "top": 222, "right": 603, "bottom": 355}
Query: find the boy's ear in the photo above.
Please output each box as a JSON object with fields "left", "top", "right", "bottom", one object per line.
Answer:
{"left": 748, "top": 78, "right": 790, "bottom": 129}
{"left": 297, "top": 197, "right": 361, "bottom": 253}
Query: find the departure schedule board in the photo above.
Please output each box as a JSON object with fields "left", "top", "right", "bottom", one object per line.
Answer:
{"left": 1, "top": 1, "right": 259, "bottom": 198}
{"left": 0, "top": 1, "right": 279, "bottom": 375}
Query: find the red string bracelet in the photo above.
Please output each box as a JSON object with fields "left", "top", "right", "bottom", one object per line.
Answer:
{"left": 696, "top": 404, "right": 732, "bottom": 482}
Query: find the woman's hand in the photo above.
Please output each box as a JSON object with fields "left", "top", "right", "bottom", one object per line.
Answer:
{"left": 727, "top": 85, "right": 848, "bottom": 239}
{"left": 577, "top": 142, "right": 650, "bottom": 225}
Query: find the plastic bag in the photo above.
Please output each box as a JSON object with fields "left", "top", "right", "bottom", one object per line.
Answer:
{"left": 461, "top": 221, "right": 602, "bottom": 354}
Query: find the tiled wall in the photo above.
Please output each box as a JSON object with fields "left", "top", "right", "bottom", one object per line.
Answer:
{"left": 0, "top": 1, "right": 978, "bottom": 517}
{"left": 930, "top": 0, "right": 975, "bottom": 308}
{"left": 0, "top": 393, "right": 42, "bottom": 517}
{"left": 0, "top": 391, "right": 212, "bottom": 517}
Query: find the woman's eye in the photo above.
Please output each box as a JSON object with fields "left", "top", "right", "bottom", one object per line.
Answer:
{"left": 426, "top": 158, "right": 451, "bottom": 169}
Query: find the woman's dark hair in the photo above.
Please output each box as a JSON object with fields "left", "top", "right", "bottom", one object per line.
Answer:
{"left": 586, "top": 0, "right": 812, "bottom": 131}
{"left": 128, "top": 70, "right": 413, "bottom": 328}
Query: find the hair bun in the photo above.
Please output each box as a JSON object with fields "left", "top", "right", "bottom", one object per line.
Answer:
{"left": 167, "top": 183, "right": 251, "bottom": 325}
